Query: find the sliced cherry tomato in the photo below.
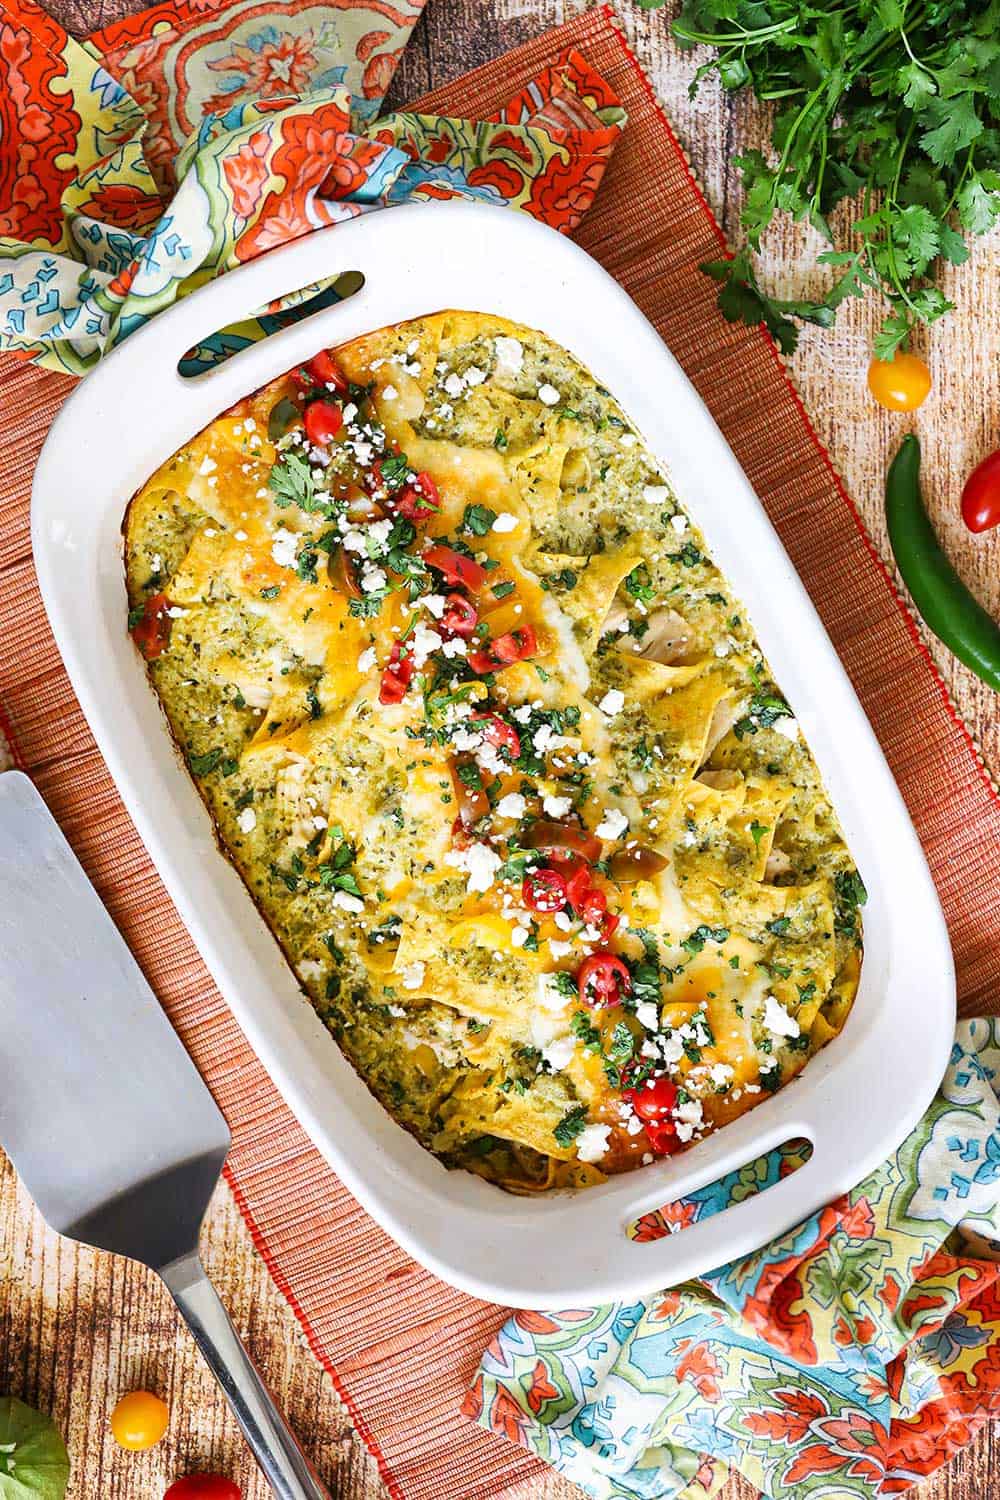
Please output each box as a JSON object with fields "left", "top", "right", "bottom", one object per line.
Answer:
{"left": 328, "top": 548, "right": 362, "bottom": 599}
{"left": 578, "top": 886, "right": 609, "bottom": 926}
{"left": 423, "top": 544, "right": 488, "bottom": 592}
{"left": 564, "top": 863, "right": 593, "bottom": 910}
{"left": 471, "top": 711, "right": 520, "bottom": 759}
{"left": 110, "top": 1390, "right": 169, "bottom": 1451}
{"left": 866, "top": 352, "right": 931, "bottom": 412}
{"left": 525, "top": 820, "right": 603, "bottom": 865}
{"left": 628, "top": 1074, "right": 677, "bottom": 1122}
{"left": 379, "top": 643, "right": 413, "bottom": 705}
{"left": 578, "top": 953, "right": 631, "bottom": 1008}
{"left": 450, "top": 756, "right": 489, "bottom": 827}
{"left": 522, "top": 867, "right": 568, "bottom": 913}
{"left": 467, "top": 648, "right": 497, "bottom": 675}
{"left": 961, "top": 448, "right": 1000, "bottom": 534}
{"left": 304, "top": 399, "right": 343, "bottom": 447}
{"left": 130, "top": 592, "right": 173, "bottom": 661}
{"left": 609, "top": 845, "right": 669, "bottom": 882}
{"left": 165, "top": 1477, "right": 241, "bottom": 1500}
{"left": 306, "top": 349, "right": 349, "bottom": 394}
{"left": 441, "top": 593, "right": 479, "bottom": 639}
{"left": 490, "top": 625, "right": 537, "bottom": 665}
{"left": 645, "top": 1120, "right": 681, "bottom": 1155}
{"left": 394, "top": 471, "right": 440, "bottom": 523}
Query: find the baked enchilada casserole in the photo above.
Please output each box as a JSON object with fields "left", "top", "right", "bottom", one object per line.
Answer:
{"left": 125, "top": 312, "right": 865, "bottom": 1192}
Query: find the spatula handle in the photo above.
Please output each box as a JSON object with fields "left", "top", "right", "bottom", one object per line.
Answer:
{"left": 161, "top": 1252, "right": 332, "bottom": 1499}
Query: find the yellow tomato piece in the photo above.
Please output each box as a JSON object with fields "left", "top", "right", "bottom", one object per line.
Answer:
{"left": 110, "top": 1390, "right": 169, "bottom": 1451}
{"left": 866, "top": 352, "right": 931, "bottom": 412}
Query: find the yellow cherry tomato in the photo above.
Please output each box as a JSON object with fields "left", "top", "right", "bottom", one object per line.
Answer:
{"left": 866, "top": 351, "right": 931, "bottom": 412}
{"left": 110, "top": 1390, "right": 169, "bottom": 1451}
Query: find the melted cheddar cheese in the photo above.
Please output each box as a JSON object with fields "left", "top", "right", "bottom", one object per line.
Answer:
{"left": 124, "top": 311, "right": 865, "bottom": 1193}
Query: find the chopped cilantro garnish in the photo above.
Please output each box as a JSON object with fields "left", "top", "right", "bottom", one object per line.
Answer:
{"left": 681, "top": 924, "right": 729, "bottom": 955}
{"left": 492, "top": 580, "right": 515, "bottom": 599}
{"left": 305, "top": 686, "right": 322, "bottom": 720}
{"left": 260, "top": 585, "right": 281, "bottom": 600}
{"left": 493, "top": 428, "right": 508, "bottom": 450}
{"left": 553, "top": 1106, "right": 588, "bottom": 1147}
{"left": 461, "top": 503, "right": 497, "bottom": 536}
{"left": 749, "top": 821, "right": 770, "bottom": 848}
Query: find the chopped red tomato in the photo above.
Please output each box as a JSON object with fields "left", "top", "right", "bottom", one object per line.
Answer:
{"left": 578, "top": 953, "right": 631, "bottom": 1008}
{"left": 471, "top": 711, "right": 520, "bottom": 759}
{"left": 304, "top": 399, "right": 343, "bottom": 447}
{"left": 441, "top": 593, "right": 479, "bottom": 639}
{"left": 609, "top": 845, "right": 669, "bottom": 882}
{"left": 468, "top": 625, "right": 538, "bottom": 675}
{"left": 525, "top": 820, "right": 602, "bottom": 865}
{"left": 423, "top": 545, "right": 487, "bottom": 592}
{"left": 329, "top": 549, "right": 361, "bottom": 599}
{"left": 378, "top": 644, "right": 413, "bottom": 705}
{"left": 490, "top": 626, "right": 537, "bottom": 664}
{"left": 395, "top": 472, "right": 440, "bottom": 523}
{"left": 306, "top": 349, "right": 349, "bottom": 395}
{"left": 564, "top": 863, "right": 593, "bottom": 910}
{"left": 522, "top": 867, "right": 568, "bottom": 914}
{"left": 130, "top": 593, "right": 173, "bottom": 661}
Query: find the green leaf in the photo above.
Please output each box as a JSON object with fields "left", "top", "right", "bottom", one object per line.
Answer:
{"left": 0, "top": 1396, "right": 70, "bottom": 1500}
{"left": 553, "top": 1105, "right": 589, "bottom": 1147}
{"left": 959, "top": 176, "right": 1000, "bottom": 234}
{"left": 461, "top": 504, "right": 497, "bottom": 536}
{"left": 919, "top": 95, "right": 984, "bottom": 168}
{"left": 189, "top": 747, "right": 223, "bottom": 776}
{"left": 890, "top": 204, "right": 940, "bottom": 277}
{"left": 267, "top": 397, "right": 300, "bottom": 442}
{"left": 897, "top": 62, "right": 937, "bottom": 111}
{"left": 873, "top": 306, "right": 913, "bottom": 360}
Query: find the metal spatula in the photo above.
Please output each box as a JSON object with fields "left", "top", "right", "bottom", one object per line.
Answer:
{"left": 0, "top": 772, "right": 331, "bottom": 1500}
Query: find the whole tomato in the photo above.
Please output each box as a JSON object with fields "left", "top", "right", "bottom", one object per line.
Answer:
{"left": 961, "top": 449, "right": 1000, "bottom": 534}
{"left": 164, "top": 1477, "right": 241, "bottom": 1500}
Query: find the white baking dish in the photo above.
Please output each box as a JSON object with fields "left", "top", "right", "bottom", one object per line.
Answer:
{"left": 31, "top": 202, "right": 955, "bottom": 1308}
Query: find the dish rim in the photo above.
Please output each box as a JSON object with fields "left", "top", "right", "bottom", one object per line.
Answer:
{"left": 31, "top": 200, "right": 955, "bottom": 1308}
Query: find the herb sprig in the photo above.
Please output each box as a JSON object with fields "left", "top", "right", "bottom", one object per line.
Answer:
{"left": 659, "top": 0, "right": 1000, "bottom": 355}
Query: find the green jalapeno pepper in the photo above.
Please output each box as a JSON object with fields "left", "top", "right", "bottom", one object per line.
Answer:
{"left": 885, "top": 434, "right": 1000, "bottom": 692}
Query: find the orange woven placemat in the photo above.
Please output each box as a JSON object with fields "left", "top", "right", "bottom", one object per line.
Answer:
{"left": 3, "top": 8, "right": 1000, "bottom": 1499}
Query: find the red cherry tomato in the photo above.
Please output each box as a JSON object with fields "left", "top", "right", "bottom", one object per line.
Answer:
{"left": 564, "top": 863, "right": 593, "bottom": 910}
{"left": 471, "top": 711, "right": 520, "bottom": 759}
{"left": 522, "top": 868, "right": 568, "bottom": 913}
{"left": 378, "top": 644, "right": 413, "bottom": 705}
{"left": 423, "top": 545, "right": 488, "bottom": 592}
{"left": 164, "top": 1478, "right": 241, "bottom": 1500}
{"left": 524, "top": 820, "right": 603, "bottom": 866}
{"left": 130, "top": 593, "right": 173, "bottom": 661}
{"left": 395, "top": 472, "right": 440, "bottom": 522}
{"left": 441, "top": 593, "right": 479, "bottom": 639}
{"left": 306, "top": 349, "right": 349, "bottom": 394}
{"left": 629, "top": 1074, "right": 677, "bottom": 1122}
{"left": 304, "top": 399, "right": 343, "bottom": 447}
{"left": 645, "top": 1120, "right": 680, "bottom": 1155}
{"left": 961, "top": 449, "right": 1000, "bottom": 534}
{"left": 578, "top": 953, "right": 631, "bottom": 1008}
{"left": 467, "top": 648, "right": 497, "bottom": 674}
{"left": 490, "top": 626, "right": 537, "bottom": 665}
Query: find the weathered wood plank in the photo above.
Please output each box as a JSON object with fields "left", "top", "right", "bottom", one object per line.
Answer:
{"left": 6, "top": 1, "right": 1000, "bottom": 1496}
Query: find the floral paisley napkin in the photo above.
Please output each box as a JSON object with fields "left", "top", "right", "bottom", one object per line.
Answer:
{"left": 468, "top": 1019, "right": 1000, "bottom": 1499}
{"left": 0, "top": 0, "right": 624, "bottom": 374}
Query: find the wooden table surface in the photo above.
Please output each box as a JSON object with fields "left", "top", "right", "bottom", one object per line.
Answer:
{"left": 3, "top": 1, "right": 999, "bottom": 1497}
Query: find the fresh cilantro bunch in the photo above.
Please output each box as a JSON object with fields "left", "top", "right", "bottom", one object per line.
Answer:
{"left": 656, "top": 0, "right": 1000, "bottom": 355}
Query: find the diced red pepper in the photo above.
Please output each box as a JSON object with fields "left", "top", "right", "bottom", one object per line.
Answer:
{"left": 304, "top": 399, "right": 343, "bottom": 447}
{"left": 577, "top": 953, "right": 631, "bottom": 1008}
{"left": 440, "top": 593, "right": 478, "bottom": 639}
{"left": 471, "top": 711, "right": 520, "bottom": 759}
{"left": 130, "top": 593, "right": 173, "bottom": 661}
{"left": 522, "top": 867, "right": 568, "bottom": 914}
{"left": 423, "top": 545, "right": 488, "bottom": 592}
{"left": 379, "top": 644, "right": 413, "bottom": 705}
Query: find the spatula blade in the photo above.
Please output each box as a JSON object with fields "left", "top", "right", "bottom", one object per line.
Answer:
{"left": 0, "top": 771, "right": 230, "bottom": 1266}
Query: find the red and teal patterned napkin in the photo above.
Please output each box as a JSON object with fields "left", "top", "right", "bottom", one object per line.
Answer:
{"left": 0, "top": 0, "right": 624, "bottom": 373}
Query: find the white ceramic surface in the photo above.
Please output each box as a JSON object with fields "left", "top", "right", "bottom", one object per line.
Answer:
{"left": 31, "top": 201, "right": 955, "bottom": 1308}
